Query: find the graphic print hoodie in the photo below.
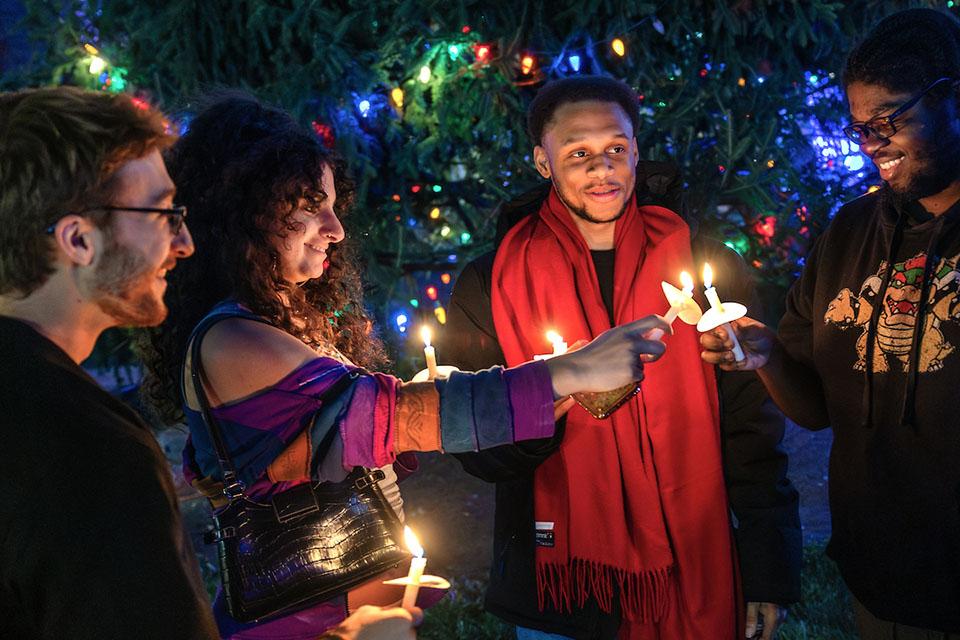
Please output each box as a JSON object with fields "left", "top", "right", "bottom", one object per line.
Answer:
{"left": 779, "top": 186, "right": 960, "bottom": 632}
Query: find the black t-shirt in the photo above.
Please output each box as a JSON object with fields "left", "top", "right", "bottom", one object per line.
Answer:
{"left": 0, "top": 316, "right": 217, "bottom": 639}
{"left": 590, "top": 249, "right": 616, "bottom": 324}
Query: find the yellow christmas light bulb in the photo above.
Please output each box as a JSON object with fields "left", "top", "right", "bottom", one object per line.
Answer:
{"left": 391, "top": 87, "right": 404, "bottom": 108}
{"left": 521, "top": 55, "right": 535, "bottom": 74}
{"left": 83, "top": 43, "right": 100, "bottom": 55}
{"left": 429, "top": 207, "right": 441, "bottom": 219}
{"left": 612, "top": 38, "right": 626, "bottom": 57}
{"left": 88, "top": 56, "right": 106, "bottom": 75}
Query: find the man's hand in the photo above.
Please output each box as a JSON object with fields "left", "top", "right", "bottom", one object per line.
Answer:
{"left": 553, "top": 396, "right": 577, "bottom": 420}
{"left": 322, "top": 605, "right": 422, "bottom": 640}
{"left": 745, "top": 601, "right": 786, "bottom": 640}
{"left": 700, "top": 316, "right": 775, "bottom": 371}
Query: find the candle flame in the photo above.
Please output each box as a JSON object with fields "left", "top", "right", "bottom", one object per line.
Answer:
{"left": 702, "top": 263, "right": 714, "bottom": 288}
{"left": 680, "top": 271, "right": 694, "bottom": 292}
{"left": 404, "top": 526, "right": 424, "bottom": 558}
{"left": 545, "top": 330, "right": 563, "bottom": 346}
{"left": 420, "top": 326, "right": 432, "bottom": 348}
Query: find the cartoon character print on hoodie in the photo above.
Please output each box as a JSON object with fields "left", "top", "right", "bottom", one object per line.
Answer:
{"left": 825, "top": 252, "right": 960, "bottom": 373}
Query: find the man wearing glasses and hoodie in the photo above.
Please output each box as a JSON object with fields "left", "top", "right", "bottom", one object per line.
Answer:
{"left": 702, "top": 8, "right": 960, "bottom": 638}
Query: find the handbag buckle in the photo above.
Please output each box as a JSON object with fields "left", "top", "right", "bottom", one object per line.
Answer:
{"left": 353, "top": 469, "right": 386, "bottom": 491}
{"left": 223, "top": 480, "right": 246, "bottom": 499}
{"left": 272, "top": 483, "right": 320, "bottom": 523}
{"left": 203, "top": 526, "right": 236, "bottom": 544}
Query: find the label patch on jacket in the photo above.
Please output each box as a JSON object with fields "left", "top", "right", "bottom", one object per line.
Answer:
{"left": 535, "top": 521, "right": 555, "bottom": 547}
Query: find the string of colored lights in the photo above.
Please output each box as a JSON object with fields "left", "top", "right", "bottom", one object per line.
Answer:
{"left": 64, "top": 14, "right": 877, "bottom": 344}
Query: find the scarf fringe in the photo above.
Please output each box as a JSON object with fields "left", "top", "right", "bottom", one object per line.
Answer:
{"left": 536, "top": 559, "right": 673, "bottom": 623}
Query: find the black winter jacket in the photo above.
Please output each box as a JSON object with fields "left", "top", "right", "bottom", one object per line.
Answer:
{"left": 439, "top": 164, "right": 802, "bottom": 639}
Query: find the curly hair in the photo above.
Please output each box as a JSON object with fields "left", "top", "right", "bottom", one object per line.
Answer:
{"left": 526, "top": 75, "right": 640, "bottom": 146}
{"left": 843, "top": 8, "right": 960, "bottom": 97}
{"left": 137, "top": 91, "right": 387, "bottom": 424}
{"left": 0, "top": 86, "right": 172, "bottom": 296}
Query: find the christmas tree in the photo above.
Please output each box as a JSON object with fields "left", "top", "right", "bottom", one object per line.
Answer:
{"left": 3, "top": 0, "right": 945, "bottom": 371}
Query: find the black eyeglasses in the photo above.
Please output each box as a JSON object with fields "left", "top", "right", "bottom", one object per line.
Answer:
{"left": 45, "top": 205, "right": 188, "bottom": 236}
{"left": 842, "top": 77, "right": 958, "bottom": 144}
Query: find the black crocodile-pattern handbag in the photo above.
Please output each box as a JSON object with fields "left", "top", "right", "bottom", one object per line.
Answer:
{"left": 190, "top": 313, "right": 410, "bottom": 623}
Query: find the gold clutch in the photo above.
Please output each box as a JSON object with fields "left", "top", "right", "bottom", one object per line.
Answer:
{"left": 571, "top": 382, "right": 640, "bottom": 419}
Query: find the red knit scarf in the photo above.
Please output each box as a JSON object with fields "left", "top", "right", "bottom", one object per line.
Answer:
{"left": 491, "top": 189, "right": 739, "bottom": 638}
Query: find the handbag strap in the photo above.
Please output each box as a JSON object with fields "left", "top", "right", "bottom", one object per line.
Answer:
{"left": 188, "top": 309, "right": 362, "bottom": 499}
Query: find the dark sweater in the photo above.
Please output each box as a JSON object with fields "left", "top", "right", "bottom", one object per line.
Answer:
{"left": 0, "top": 317, "right": 218, "bottom": 639}
{"left": 440, "top": 179, "right": 801, "bottom": 639}
{"left": 779, "top": 187, "right": 960, "bottom": 632}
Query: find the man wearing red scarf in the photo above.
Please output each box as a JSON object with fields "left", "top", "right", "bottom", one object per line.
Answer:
{"left": 443, "top": 76, "right": 800, "bottom": 639}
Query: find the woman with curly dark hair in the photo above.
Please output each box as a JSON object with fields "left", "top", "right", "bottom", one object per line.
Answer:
{"left": 139, "top": 93, "right": 668, "bottom": 639}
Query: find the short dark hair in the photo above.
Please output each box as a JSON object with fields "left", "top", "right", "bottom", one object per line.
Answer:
{"left": 0, "top": 86, "right": 172, "bottom": 296}
{"left": 526, "top": 75, "right": 640, "bottom": 145}
{"left": 843, "top": 8, "right": 960, "bottom": 96}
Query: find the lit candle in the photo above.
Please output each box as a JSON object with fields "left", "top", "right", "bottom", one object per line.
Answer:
{"left": 401, "top": 526, "right": 427, "bottom": 609}
{"left": 546, "top": 330, "right": 568, "bottom": 356}
{"left": 534, "top": 330, "right": 568, "bottom": 360}
{"left": 699, "top": 263, "right": 746, "bottom": 362}
{"left": 420, "top": 326, "right": 440, "bottom": 380}
{"left": 702, "top": 264, "right": 725, "bottom": 314}
{"left": 662, "top": 271, "right": 696, "bottom": 325}
{"left": 646, "top": 271, "right": 703, "bottom": 342}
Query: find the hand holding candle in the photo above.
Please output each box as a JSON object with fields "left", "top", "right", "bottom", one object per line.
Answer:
{"left": 401, "top": 526, "right": 427, "bottom": 609}
{"left": 696, "top": 263, "right": 748, "bottom": 362}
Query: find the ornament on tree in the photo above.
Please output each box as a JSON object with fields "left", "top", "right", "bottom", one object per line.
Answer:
{"left": 473, "top": 42, "right": 495, "bottom": 64}
{"left": 311, "top": 121, "right": 335, "bottom": 148}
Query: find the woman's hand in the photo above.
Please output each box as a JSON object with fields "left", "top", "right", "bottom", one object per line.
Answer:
{"left": 546, "top": 315, "right": 670, "bottom": 398}
{"left": 321, "top": 605, "right": 422, "bottom": 639}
